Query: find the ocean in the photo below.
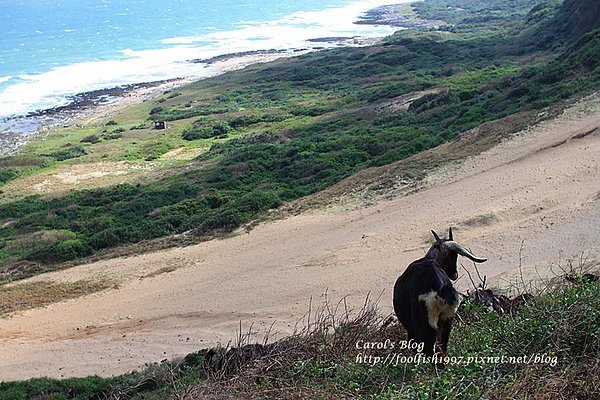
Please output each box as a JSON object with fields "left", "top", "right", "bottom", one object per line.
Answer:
{"left": 0, "top": 0, "right": 403, "bottom": 121}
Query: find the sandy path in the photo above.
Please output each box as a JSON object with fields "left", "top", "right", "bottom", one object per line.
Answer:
{"left": 1, "top": 93, "right": 599, "bottom": 381}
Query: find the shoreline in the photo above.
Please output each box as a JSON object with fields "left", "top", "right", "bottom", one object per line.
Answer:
{"left": 0, "top": 3, "right": 420, "bottom": 156}
{"left": 0, "top": 51, "right": 283, "bottom": 156}
{"left": 0, "top": 79, "right": 189, "bottom": 156}
{"left": 0, "top": 49, "right": 325, "bottom": 156}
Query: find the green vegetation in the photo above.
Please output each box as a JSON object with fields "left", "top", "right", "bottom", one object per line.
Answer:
{"left": 527, "top": 0, "right": 600, "bottom": 48}
{"left": 0, "top": 352, "right": 210, "bottom": 400}
{"left": 211, "top": 280, "right": 598, "bottom": 399}
{"left": 0, "top": 155, "right": 50, "bottom": 187}
{"left": 1, "top": 278, "right": 597, "bottom": 399}
{"left": 1, "top": 0, "right": 600, "bottom": 271}
{"left": 182, "top": 120, "right": 233, "bottom": 140}
{"left": 413, "top": 0, "right": 543, "bottom": 32}
{"left": 48, "top": 145, "right": 89, "bottom": 161}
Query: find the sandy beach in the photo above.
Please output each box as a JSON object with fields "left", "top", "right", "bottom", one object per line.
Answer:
{"left": 0, "top": 90, "right": 598, "bottom": 381}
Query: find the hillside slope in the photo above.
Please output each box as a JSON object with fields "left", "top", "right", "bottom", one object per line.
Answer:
{"left": 2, "top": 0, "right": 600, "bottom": 273}
{"left": 541, "top": 0, "right": 600, "bottom": 45}
{"left": 1, "top": 0, "right": 600, "bottom": 384}
{"left": 1, "top": 91, "right": 598, "bottom": 381}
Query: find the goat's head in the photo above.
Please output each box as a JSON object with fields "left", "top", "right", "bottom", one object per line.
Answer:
{"left": 426, "top": 227, "right": 487, "bottom": 280}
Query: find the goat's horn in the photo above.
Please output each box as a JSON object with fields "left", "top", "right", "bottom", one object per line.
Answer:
{"left": 446, "top": 241, "right": 487, "bottom": 263}
{"left": 431, "top": 230, "right": 442, "bottom": 243}
{"left": 448, "top": 227, "right": 453, "bottom": 241}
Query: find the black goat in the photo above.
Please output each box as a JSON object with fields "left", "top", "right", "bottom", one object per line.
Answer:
{"left": 393, "top": 227, "right": 487, "bottom": 359}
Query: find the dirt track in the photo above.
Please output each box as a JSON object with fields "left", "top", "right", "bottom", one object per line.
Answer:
{"left": 1, "top": 93, "right": 599, "bottom": 381}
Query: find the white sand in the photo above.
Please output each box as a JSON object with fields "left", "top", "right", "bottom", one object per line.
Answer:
{"left": 0, "top": 92, "right": 599, "bottom": 381}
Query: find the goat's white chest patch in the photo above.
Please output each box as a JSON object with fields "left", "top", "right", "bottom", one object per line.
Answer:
{"left": 418, "top": 290, "right": 460, "bottom": 330}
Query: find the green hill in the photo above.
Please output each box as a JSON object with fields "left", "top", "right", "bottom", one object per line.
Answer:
{"left": 1, "top": 0, "right": 599, "bottom": 279}
{"left": 534, "top": 0, "right": 600, "bottom": 46}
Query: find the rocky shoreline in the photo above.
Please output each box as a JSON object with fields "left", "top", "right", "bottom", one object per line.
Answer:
{"left": 0, "top": 117, "right": 43, "bottom": 156}
{"left": 192, "top": 49, "right": 289, "bottom": 65}
{"left": 0, "top": 2, "right": 419, "bottom": 156}
{"left": 27, "top": 80, "right": 178, "bottom": 119}
{"left": 0, "top": 79, "right": 186, "bottom": 155}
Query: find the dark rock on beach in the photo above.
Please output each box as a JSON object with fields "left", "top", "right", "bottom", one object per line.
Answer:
{"left": 0, "top": 117, "right": 44, "bottom": 155}
{"left": 27, "top": 80, "right": 176, "bottom": 119}
{"left": 191, "top": 49, "right": 288, "bottom": 65}
{"left": 307, "top": 36, "right": 356, "bottom": 43}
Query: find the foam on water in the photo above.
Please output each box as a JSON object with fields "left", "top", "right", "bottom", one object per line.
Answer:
{"left": 0, "top": 0, "right": 407, "bottom": 120}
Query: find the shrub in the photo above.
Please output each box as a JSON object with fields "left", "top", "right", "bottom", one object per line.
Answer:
{"left": 129, "top": 123, "right": 149, "bottom": 130}
{"left": 0, "top": 376, "right": 113, "bottom": 400}
{"left": 28, "top": 238, "right": 93, "bottom": 263}
{"left": 80, "top": 134, "right": 101, "bottom": 144}
{"left": 182, "top": 121, "right": 233, "bottom": 140}
{"left": 0, "top": 169, "right": 17, "bottom": 184}
{"left": 102, "top": 132, "right": 123, "bottom": 140}
{"left": 149, "top": 106, "right": 164, "bottom": 115}
{"left": 212, "top": 121, "right": 232, "bottom": 136}
{"left": 182, "top": 128, "right": 211, "bottom": 141}
{"left": 229, "top": 114, "right": 263, "bottom": 128}
{"left": 49, "top": 146, "right": 89, "bottom": 161}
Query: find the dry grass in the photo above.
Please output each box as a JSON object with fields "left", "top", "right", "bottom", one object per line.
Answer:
{"left": 140, "top": 265, "right": 179, "bottom": 280}
{"left": 5, "top": 275, "right": 592, "bottom": 399}
{"left": 185, "top": 272, "right": 599, "bottom": 400}
{"left": 0, "top": 279, "right": 118, "bottom": 317}
{"left": 0, "top": 161, "right": 158, "bottom": 203}
{"left": 495, "top": 358, "right": 600, "bottom": 400}
{"left": 188, "top": 293, "right": 406, "bottom": 399}
{"left": 0, "top": 233, "right": 216, "bottom": 284}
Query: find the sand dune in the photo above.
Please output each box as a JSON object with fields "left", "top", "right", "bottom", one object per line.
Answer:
{"left": 1, "top": 93, "right": 599, "bottom": 381}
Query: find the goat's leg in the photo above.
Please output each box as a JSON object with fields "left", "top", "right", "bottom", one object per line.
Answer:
{"left": 394, "top": 301, "right": 413, "bottom": 338}
{"left": 438, "top": 317, "right": 453, "bottom": 355}
{"left": 394, "top": 281, "right": 413, "bottom": 337}
{"left": 412, "top": 306, "right": 437, "bottom": 357}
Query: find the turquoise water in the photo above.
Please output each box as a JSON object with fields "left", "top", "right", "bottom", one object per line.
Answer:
{"left": 0, "top": 0, "right": 401, "bottom": 118}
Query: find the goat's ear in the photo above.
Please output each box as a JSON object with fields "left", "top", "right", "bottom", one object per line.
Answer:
{"left": 431, "top": 230, "right": 442, "bottom": 243}
{"left": 448, "top": 227, "right": 453, "bottom": 241}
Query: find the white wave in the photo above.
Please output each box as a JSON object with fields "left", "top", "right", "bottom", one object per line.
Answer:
{"left": 161, "top": 36, "right": 204, "bottom": 45}
{"left": 0, "top": 0, "right": 410, "bottom": 119}
{"left": 0, "top": 49, "right": 214, "bottom": 118}
{"left": 0, "top": 76, "right": 12, "bottom": 84}
{"left": 162, "top": 0, "right": 404, "bottom": 48}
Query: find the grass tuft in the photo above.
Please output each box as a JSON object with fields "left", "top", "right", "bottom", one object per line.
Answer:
{"left": 0, "top": 279, "right": 118, "bottom": 317}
